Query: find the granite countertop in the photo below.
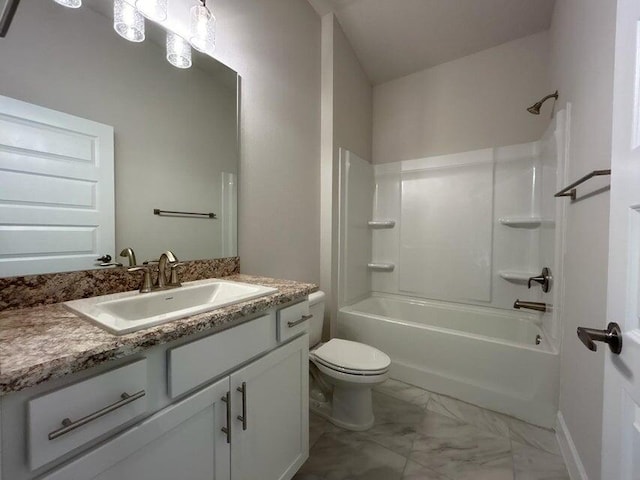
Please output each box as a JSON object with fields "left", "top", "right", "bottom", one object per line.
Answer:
{"left": 0, "top": 274, "right": 318, "bottom": 395}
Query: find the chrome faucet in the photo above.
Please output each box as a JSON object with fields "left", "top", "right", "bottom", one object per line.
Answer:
{"left": 513, "top": 300, "right": 547, "bottom": 313}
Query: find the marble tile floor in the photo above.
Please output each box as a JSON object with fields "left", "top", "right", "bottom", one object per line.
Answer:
{"left": 294, "top": 379, "right": 569, "bottom": 480}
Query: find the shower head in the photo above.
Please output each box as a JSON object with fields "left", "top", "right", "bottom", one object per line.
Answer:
{"left": 527, "top": 91, "right": 559, "bottom": 115}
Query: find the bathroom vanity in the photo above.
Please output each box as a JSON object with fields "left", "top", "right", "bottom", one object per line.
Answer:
{"left": 0, "top": 275, "right": 316, "bottom": 480}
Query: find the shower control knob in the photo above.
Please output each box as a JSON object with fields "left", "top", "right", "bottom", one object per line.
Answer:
{"left": 577, "top": 322, "right": 622, "bottom": 355}
{"left": 528, "top": 267, "right": 552, "bottom": 292}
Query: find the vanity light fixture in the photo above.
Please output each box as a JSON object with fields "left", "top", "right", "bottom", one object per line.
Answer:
{"left": 166, "top": 32, "right": 192, "bottom": 69}
{"left": 53, "top": 0, "right": 82, "bottom": 8}
{"left": 114, "top": 0, "right": 145, "bottom": 43}
{"left": 136, "top": 0, "right": 167, "bottom": 22}
{"left": 190, "top": 0, "right": 215, "bottom": 53}
{"left": 52, "top": 0, "right": 220, "bottom": 64}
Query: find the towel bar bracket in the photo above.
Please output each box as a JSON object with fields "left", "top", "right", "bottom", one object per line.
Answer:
{"left": 555, "top": 169, "right": 611, "bottom": 200}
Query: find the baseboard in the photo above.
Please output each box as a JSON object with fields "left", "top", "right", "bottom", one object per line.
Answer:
{"left": 556, "top": 411, "right": 589, "bottom": 480}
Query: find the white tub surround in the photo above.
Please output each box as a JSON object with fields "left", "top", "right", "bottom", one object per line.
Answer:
{"left": 338, "top": 294, "right": 559, "bottom": 428}
{"left": 339, "top": 111, "right": 567, "bottom": 345}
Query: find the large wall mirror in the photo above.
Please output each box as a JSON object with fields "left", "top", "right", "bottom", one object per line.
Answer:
{"left": 0, "top": 0, "right": 239, "bottom": 277}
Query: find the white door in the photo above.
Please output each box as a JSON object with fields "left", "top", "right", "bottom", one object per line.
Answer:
{"left": 43, "top": 378, "right": 231, "bottom": 480}
{"left": 601, "top": 0, "right": 640, "bottom": 478}
{"left": 0, "top": 95, "right": 114, "bottom": 277}
{"left": 230, "top": 335, "right": 309, "bottom": 480}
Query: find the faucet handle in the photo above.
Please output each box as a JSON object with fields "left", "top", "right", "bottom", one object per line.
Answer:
{"left": 527, "top": 275, "right": 544, "bottom": 288}
{"left": 127, "top": 266, "right": 154, "bottom": 293}
{"left": 169, "top": 262, "right": 186, "bottom": 286}
{"left": 527, "top": 267, "right": 552, "bottom": 292}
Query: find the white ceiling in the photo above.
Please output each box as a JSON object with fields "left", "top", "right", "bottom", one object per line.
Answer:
{"left": 310, "top": 0, "right": 556, "bottom": 85}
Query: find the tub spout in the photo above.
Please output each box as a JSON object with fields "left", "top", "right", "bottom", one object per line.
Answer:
{"left": 513, "top": 300, "right": 547, "bottom": 313}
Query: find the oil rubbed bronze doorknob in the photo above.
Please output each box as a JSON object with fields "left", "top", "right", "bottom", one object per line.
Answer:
{"left": 577, "top": 322, "right": 622, "bottom": 355}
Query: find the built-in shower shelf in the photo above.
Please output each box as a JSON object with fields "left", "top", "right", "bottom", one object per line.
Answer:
{"left": 368, "top": 263, "right": 395, "bottom": 272}
{"left": 498, "top": 271, "right": 537, "bottom": 283}
{"left": 499, "top": 216, "right": 554, "bottom": 228}
{"left": 368, "top": 220, "right": 396, "bottom": 229}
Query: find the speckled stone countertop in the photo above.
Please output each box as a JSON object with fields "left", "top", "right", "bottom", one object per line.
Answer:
{"left": 0, "top": 274, "right": 318, "bottom": 395}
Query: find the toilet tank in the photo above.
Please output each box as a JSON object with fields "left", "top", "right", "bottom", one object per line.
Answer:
{"left": 308, "top": 291, "right": 326, "bottom": 347}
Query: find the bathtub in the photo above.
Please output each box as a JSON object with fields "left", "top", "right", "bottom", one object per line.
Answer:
{"left": 337, "top": 294, "right": 560, "bottom": 428}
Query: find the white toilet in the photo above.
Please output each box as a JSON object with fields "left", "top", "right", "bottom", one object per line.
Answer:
{"left": 307, "top": 291, "right": 391, "bottom": 431}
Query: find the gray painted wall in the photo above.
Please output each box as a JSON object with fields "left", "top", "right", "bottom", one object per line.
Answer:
{"left": 333, "top": 17, "right": 373, "bottom": 163}
{"left": 550, "top": 0, "right": 617, "bottom": 477}
{"left": 318, "top": 13, "right": 373, "bottom": 335}
{"left": 214, "top": 0, "right": 322, "bottom": 284}
{"left": 373, "top": 31, "right": 551, "bottom": 164}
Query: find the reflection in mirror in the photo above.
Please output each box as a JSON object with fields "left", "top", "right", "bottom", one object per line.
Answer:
{"left": 0, "top": 0, "right": 239, "bottom": 278}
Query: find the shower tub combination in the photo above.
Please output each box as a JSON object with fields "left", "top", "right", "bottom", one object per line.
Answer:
{"left": 337, "top": 294, "right": 560, "bottom": 428}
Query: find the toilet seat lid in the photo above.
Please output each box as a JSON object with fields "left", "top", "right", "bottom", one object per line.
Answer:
{"left": 313, "top": 339, "right": 391, "bottom": 373}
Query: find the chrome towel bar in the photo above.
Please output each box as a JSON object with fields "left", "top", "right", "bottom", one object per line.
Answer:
{"left": 154, "top": 209, "right": 217, "bottom": 219}
{"left": 555, "top": 169, "right": 611, "bottom": 200}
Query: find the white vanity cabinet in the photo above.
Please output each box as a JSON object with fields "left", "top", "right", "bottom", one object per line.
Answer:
{"left": 230, "top": 334, "right": 309, "bottom": 480}
{"left": 2, "top": 301, "right": 311, "bottom": 480}
{"left": 42, "top": 377, "right": 231, "bottom": 480}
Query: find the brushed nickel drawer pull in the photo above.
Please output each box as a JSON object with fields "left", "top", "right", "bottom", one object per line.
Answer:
{"left": 221, "top": 391, "right": 231, "bottom": 444}
{"left": 237, "top": 382, "right": 247, "bottom": 431}
{"left": 288, "top": 314, "right": 313, "bottom": 328}
{"left": 48, "top": 390, "right": 146, "bottom": 441}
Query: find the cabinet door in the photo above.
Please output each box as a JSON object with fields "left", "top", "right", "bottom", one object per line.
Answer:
{"left": 230, "top": 334, "right": 309, "bottom": 480}
{"left": 42, "top": 378, "right": 231, "bottom": 480}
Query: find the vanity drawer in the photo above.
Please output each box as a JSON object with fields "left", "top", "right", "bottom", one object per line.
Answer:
{"left": 28, "top": 359, "right": 148, "bottom": 471}
{"left": 277, "top": 299, "right": 311, "bottom": 342}
{"left": 168, "top": 312, "right": 277, "bottom": 398}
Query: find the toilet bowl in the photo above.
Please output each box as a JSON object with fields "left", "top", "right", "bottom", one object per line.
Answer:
{"left": 307, "top": 292, "right": 391, "bottom": 431}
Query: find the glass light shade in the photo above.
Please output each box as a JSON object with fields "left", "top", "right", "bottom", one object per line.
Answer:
{"left": 53, "top": 0, "right": 82, "bottom": 7}
{"left": 114, "top": 0, "right": 145, "bottom": 43}
{"left": 166, "top": 33, "right": 192, "bottom": 69}
{"left": 190, "top": 4, "right": 215, "bottom": 53}
{"left": 136, "top": 0, "right": 168, "bottom": 22}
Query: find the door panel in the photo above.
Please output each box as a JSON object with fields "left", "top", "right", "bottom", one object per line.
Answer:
{"left": 230, "top": 335, "right": 309, "bottom": 480}
{"left": 93, "top": 407, "right": 217, "bottom": 480}
{"left": 42, "top": 378, "right": 231, "bottom": 480}
{"left": 603, "top": 1, "right": 640, "bottom": 478}
{"left": 0, "top": 95, "right": 114, "bottom": 276}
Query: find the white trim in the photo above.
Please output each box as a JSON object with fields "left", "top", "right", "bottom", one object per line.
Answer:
{"left": 556, "top": 411, "right": 589, "bottom": 480}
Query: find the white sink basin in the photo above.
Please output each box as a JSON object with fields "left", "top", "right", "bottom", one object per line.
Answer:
{"left": 65, "top": 279, "right": 278, "bottom": 335}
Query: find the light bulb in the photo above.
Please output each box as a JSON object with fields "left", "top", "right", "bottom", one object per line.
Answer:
{"left": 53, "top": 0, "right": 82, "bottom": 7}
{"left": 167, "top": 32, "right": 192, "bottom": 69}
{"left": 136, "top": 0, "right": 168, "bottom": 22}
{"left": 190, "top": 2, "right": 215, "bottom": 53}
{"left": 114, "top": 0, "right": 145, "bottom": 43}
